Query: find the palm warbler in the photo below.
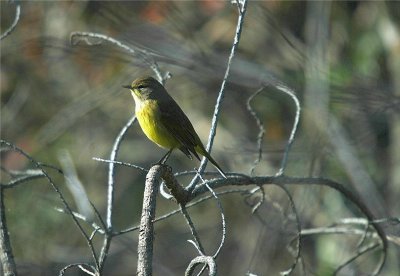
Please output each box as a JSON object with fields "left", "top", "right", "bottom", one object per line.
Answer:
{"left": 123, "top": 76, "right": 226, "bottom": 178}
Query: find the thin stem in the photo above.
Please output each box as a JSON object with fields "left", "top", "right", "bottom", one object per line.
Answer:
{"left": 0, "top": 140, "right": 100, "bottom": 272}
{"left": 92, "top": 157, "right": 148, "bottom": 173}
{"left": 114, "top": 188, "right": 248, "bottom": 236}
{"left": 98, "top": 115, "right": 136, "bottom": 271}
{"left": 273, "top": 83, "right": 301, "bottom": 176}
{"left": 106, "top": 115, "right": 136, "bottom": 229}
{"left": 335, "top": 243, "right": 381, "bottom": 275}
{"left": 180, "top": 204, "right": 205, "bottom": 254}
{"left": 274, "top": 184, "right": 302, "bottom": 276}
{"left": 0, "top": 0, "right": 21, "bottom": 41}
{"left": 188, "top": 0, "right": 248, "bottom": 191}
{"left": 70, "top": 32, "right": 163, "bottom": 81}
{"left": 246, "top": 88, "right": 266, "bottom": 175}
{"left": 2, "top": 172, "right": 45, "bottom": 189}
{"left": 190, "top": 175, "right": 387, "bottom": 274}
{"left": 206, "top": 183, "right": 226, "bottom": 259}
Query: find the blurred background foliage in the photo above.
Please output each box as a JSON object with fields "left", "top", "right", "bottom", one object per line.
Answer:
{"left": 1, "top": 0, "right": 400, "bottom": 275}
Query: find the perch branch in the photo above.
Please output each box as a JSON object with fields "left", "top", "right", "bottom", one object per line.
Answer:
{"left": 137, "top": 164, "right": 165, "bottom": 276}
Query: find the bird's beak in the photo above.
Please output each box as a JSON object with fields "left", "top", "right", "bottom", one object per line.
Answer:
{"left": 122, "top": 85, "right": 132, "bottom": 89}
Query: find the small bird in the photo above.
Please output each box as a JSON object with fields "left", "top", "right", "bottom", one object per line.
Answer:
{"left": 123, "top": 76, "right": 227, "bottom": 178}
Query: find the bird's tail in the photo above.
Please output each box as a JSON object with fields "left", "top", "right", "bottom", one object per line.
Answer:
{"left": 207, "top": 154, "right": 227, "bottom": 178}
{"left": 196, "top": 145, "right": 227, "bottom": 178}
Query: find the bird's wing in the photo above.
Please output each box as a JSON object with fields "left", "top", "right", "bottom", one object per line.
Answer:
{"left": 158, "top": 100, "right": 202, "bottom": 161}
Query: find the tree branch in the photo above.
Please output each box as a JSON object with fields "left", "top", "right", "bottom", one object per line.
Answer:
{"left": 185, "top": 255, "right": 217, "bottom": 276}
{"left": 188, "top": 0, "right": 248, "bottom": 189}
{"left": 136, "top": 164, "right": 166, "bottom": 275}
{"left": 190, "top": 174, "right": 387, "bottom": 274}
{"left": 98, "top": 115, "right": 137, "bottom": 272}
{"left": 0, "top": 186, "right": 17, "bottom": 276}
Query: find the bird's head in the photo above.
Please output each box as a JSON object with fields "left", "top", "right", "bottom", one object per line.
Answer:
{"left": 123, "top": 76, "right": 164, "bottom": 101}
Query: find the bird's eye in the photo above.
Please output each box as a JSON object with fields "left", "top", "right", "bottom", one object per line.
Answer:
{"left": 137, "top": 85, "right": 146, "bottom": 90}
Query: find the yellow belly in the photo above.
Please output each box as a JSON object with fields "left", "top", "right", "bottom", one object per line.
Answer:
{"left": 135, "top": 100, "right": 179, "bottom": 149}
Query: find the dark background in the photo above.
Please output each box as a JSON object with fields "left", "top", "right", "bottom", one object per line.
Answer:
{"left": 1, "top": 1, "right": 399, "bottom": 275}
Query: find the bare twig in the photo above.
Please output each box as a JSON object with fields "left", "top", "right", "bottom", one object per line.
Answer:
{"left": 185, "top": 255, "right": 217, "bottom": 276}
{"left": 272, "top": 83, "right": 301, "bottom": 176}
{"left": 301, "top": 225, "right": 400, "bottom": 246}
{"left": 159, "top": 182, "right": 174, "bottom": 200}
{"left": 189, "top": 174, "right": 387, "bottom": 274}
{"left": 0, "top": 140, "right": 100, "bottom": 273}
{"left": 78, "top": 264, "right": 98, "bottom": 276}
{"left": 1, "top": 170, "right": 45, "bottom": 189}
{"left": 180, "top": 204, "right": 205, "bottom": 255}
{"left": 334, "top": 243, "right": 381, "bottom": 275}
{"left": 105, "top": 115, "right": 137, "bottom": 229}
{"left": 250, "top": 186, "right": 265, "bottom": 214}
{"left": 160, "top": 169, "right": 235, "bottom": 200}
{"left": 114, "top": 188, "right": 249, "bottom": 236}
{"left": 204, "top": 0, "right": 248, "bottom": 161}
{"left": 339, "top": 217, "right": 400, "bottom": 227}
{"left": 92, "top": 157, "right": 148, "bottom": 173}
{"left": 207, "top": 183, "right": 226, "bottom": 259}
{"left": 0, "top": 0, "right": 21, "bottom": 41}
{"left": 245, "top": 81, "right": 300, "bottom": 177}
{"left": 89, "top": 201, "right": 107, "bottom": 233}
{"left": 70, "top": 31, "right": 165, "bottom": 83}
{"left": 274, "top": 185, "right": 302, "bottom": 276}
{"left": 188, "top": 0, "right": 248, "bottom": 190}
{"left": 160, "top": 167, "right": 190, "bottom": 204}
{"left": 55, "top": 208, "right": 105, "bottom": 235}
{"left": 196, "top": 173, "right": 226, "bottom": 259}
{"left": 98, "top": 115, "right": 137, "bottom": 271}
{"left": 59, "top": 263, "right": 97, "bottom": 276}
{"left": 246, "top": 88, "right": 266, "bottom": 175}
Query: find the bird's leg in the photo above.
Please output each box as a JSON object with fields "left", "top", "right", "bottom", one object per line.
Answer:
{"left": 158, "top": 148, "right": 173, "bottom": 164}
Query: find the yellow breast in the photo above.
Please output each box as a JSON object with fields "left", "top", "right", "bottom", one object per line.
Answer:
{"left": 135, "top": 99, "right": 180, "bottom": 149}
